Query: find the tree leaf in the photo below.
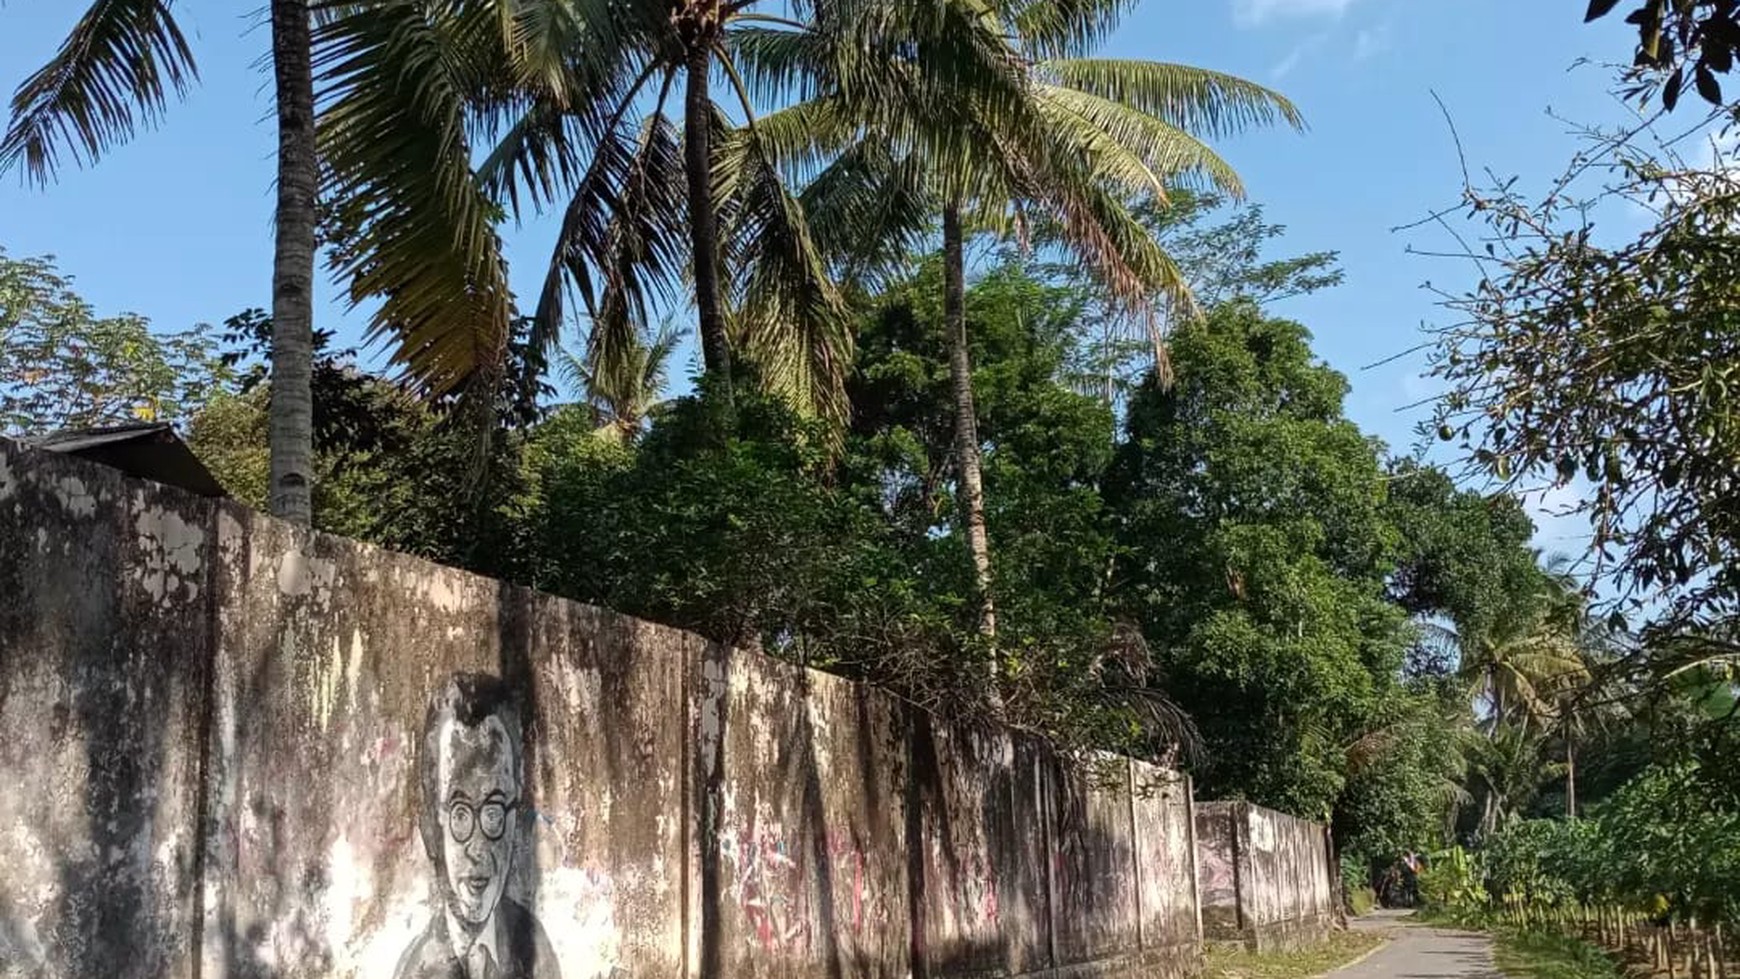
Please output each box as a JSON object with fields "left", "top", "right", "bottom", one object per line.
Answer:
{"left": 1696, "top": 64, "right": 1723, "bottom": 104}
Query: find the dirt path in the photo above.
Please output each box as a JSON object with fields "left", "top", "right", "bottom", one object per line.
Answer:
{"left": 1324, "top": 909, "right": 1502, "bottom": 979}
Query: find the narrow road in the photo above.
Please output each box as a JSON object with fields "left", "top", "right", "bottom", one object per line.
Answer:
{"left": 1324, "top": 909, "right": 1502, "bottom": 979}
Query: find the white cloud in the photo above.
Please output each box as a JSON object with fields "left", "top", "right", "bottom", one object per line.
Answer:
{"left": 1233, "top": 0, "right": 1362, "bottom": 27}
{"left": 1353, "top": 24, "right": 1390, "bottom": 60}
{"left": 1270, "top": 33, "right": 1327, "bottom": 78}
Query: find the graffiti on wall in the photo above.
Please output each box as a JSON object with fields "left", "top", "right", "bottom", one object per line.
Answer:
{"left": 720, "top": 817, "right": 894, "bottom": 956}
{"left": 933, "top": 843, "right": 1000, "bottom": 934}
{"left": 1198, "top": 847, "right": 1235, "bottom": 906}
{"left": 395, "top": 672, "right": 563, "bottom": 979}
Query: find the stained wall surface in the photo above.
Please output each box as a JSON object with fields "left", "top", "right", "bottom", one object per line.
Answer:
{"left": 0, "top": 438, "right": 1209, "bottom": 979}
{"left": 1193, "top": 802, "right": 1335, "bottom": 951}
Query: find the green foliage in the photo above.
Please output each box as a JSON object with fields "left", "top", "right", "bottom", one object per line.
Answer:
{"left": 1491, "top": 927, "right": 1623, "bottom": 979}
{"left": 1030, "top": 190, "right": 1345, "bottom": 407}
{"left": 186, "top": 310, "right": 530, "bottom": 570}
{"left": 1339, "top": 851, "right": 1372, "bottom": 899}
{"left": 1600, "top": 760, "right": 1740, "bottom": 923}
{"left": 1484, "top": 819, "right": 1584, "bottom": 910}
{"left": 510, "top": 263, "right": 1171, "bottom": 753}
{"left": 522, "top": 389, "right": 881, "bottom": 651}
{"left": 0, "top": 249, "right": 232, "bottom": 435}
{"left": 1384, "top": 460, "right": 1541, "bottom": 645}
{"left": 1418, "top": 845, "right": 1488, "bottom": 913}
{"left": 1125, "top": 191, "right": 1345, "bottom": 311}
{"left": 1414, "top": 751, "right": 1740, "bottom": 927}
{"left": 1429, "top": 119, "right": 1740, "bottom": 634}
{"left": 1333, "top": 680, "right": 1470, "bottom": 859}
{"left": 1583, "top": 1, "right": 1738, "bottom": 112}
{"left": 1107, "top": 299, "right": 1408, "bottom": 817}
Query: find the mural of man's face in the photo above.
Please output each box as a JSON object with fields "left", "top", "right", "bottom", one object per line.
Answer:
{"left": 436, "top": 713, "right": 518, "bottom": 927}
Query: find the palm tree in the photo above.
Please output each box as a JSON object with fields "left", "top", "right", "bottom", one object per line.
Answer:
{"left": 1441, "top": 561, "right": 1599, "bottom": 828}
{"left": 556, "top": 320, "right": 682, "bottom": 442}
{"left": 316, "top": 0, "right": 899, "bottom": 424}
{"left": 4, "top": 1, "right": 320, "bottom": 524}
{"left": 1461, "top": 724, "right": 1562, "bottom": 837}
{"left": 755, "top": 4, "right": 1301, "bottom": 644}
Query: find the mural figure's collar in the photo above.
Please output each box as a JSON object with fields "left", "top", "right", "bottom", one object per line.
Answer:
{"left": 445, "top": 904, "right": 503, "bottom": 979}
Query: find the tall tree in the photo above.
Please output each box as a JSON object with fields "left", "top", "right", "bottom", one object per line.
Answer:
{"left": 270, "top": 0, "right": 317, "bottom": 524}
{"left": 3, "top": 1, "right": 319, "bottom": 523}
{"left": 0, "top": 250, "right": 234, "bottom": 434}
{"left": 1106, "top": 301, "right": 1408, "bottom": 815}
{"left": 768, "top": 3, "right": 1303, "bottom": 646}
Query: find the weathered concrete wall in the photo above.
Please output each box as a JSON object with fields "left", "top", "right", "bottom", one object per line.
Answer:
{"left": 0, "top": 449, "right": 212, "bottom": 979}
{"left": 0, "top": 438, "right": 1206, "bottom": 979}
{"left": 697, "top": 645, "right": 909, "bottom": 979}
{"left": 1193, "top": 802, "right": 1335, "bottom": 952}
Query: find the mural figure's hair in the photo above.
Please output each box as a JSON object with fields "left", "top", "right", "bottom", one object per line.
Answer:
{"left": 419, "top": 671, "right": 524, "bottom": 865}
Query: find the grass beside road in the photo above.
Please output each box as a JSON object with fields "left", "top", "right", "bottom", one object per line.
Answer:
{"left": 1204, "top": 929, "right": 1387, "bottom": 979}
{"left": 1490, "top": 928, "right": 1624, "bottom": 979}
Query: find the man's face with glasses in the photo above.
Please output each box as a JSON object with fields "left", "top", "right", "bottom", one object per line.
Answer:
{"left": 436, "top": 713, "right": 519, "bottom": 926}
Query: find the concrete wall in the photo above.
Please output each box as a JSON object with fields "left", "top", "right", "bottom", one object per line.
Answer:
{"left": 0, "top": 438, "right": 1204, "bottom": 979}
{"left": 1193, "top": 802, "right": 1335, "bottom": 951}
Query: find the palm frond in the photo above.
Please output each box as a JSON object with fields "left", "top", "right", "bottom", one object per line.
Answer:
{"left": 797, "top": 139, "right": 934, "bottom": 287}
{"left": 314, "top": 0, "right": 513, "bottom": 395}
{"left": 724, "top": 94, "right": 861, "bottom": 184}
{"left": 1048, "top": 171, "right": 1193, "bottom": 311}
{"left": 720, "top": 123, "right": 853, "bottom": 428}
{"left": 553, "top": 342, "right": 593, "bottom": 400}
{"left": 1042, "top": 59, "right": 1303, "bottom": 139}
{"left": 585, "top": 111, "right": 690, "bottom": 406}
{"left": 1010, "top": 0, "right": 1138, "bottom": 59}
{"left": 1035, "top": 83, "right": 1246, "bottom": 198}
{"left": 476, "top": 92, "right": 592, "bottom": 220}
{"left": 2, "top": 0, "right": 199, "bottom": 184}
{"left": 501, "top": 0, "right": 651, "bottom": 104}
{"left": 722, "top": 23, "right": 835, "bottom": 109}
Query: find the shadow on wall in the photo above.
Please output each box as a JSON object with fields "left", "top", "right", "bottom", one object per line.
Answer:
{"left": 1, "top": 438, "right": 1219, "bottom": 979}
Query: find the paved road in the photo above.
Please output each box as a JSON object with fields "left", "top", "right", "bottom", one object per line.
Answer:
{"left": 1324, "top": 909, "right": 1502, "bottom": 979}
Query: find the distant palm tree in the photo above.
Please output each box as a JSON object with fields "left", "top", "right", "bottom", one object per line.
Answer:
{"left": 4, "top": 1, "right": 318, "bottom": 523}
{"left": 556, "top": 320, "right": 683, "bottom": 442}
{"left": 1458, "top": 563, "right": 1593, "bottom": 732}
{"left": 1461, "top": 725, "right": 1562, "bottom": 837}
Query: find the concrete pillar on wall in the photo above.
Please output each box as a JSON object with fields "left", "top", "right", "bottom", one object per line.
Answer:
{"left": 1185, "top": 777, "right": 1202, "bottom": 948}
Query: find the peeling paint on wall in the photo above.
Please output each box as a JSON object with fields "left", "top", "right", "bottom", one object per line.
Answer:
{"left": 51, "top": 474, "right": 96, "bottom": 518}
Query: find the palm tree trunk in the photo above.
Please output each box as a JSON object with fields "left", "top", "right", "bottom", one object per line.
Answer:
{"left": 269, "top": 0, "right": 316, "bottom": 526}
{"left": 943, "top": 203, "right": 996, "bottom": 643}
{"left": 1566, "top": 738, "right": 1578, "bottom": 819}
{"left": 683, "top": 44, "right": 732, "bottom": 402}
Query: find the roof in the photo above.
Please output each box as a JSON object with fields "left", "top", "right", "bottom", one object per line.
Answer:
{"left": 34, "top": 422, "right": 229, "bottom": 499}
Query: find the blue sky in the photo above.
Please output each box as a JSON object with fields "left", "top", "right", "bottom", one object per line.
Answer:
{"left": 1, "top": 0, "right": 1643, "bottom": 546}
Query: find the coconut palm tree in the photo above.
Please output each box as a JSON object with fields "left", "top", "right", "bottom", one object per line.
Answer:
{"left": 1460, "top": 566, "right": 1593, "bottom": 732}
{"left": 3, "top": 1, "right": 320, "bottom": 524}
{"left": 556, "top": 320, "right": 682, "bottom": 442}
{"left": 1462, "top": 724, "right": 1563, "bottom": 837}
{"left": 749, "top": 2, "right": 1301, "bottom": 644}
{"left": 318, "top": 0, "right": 964, "bottom": 425}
